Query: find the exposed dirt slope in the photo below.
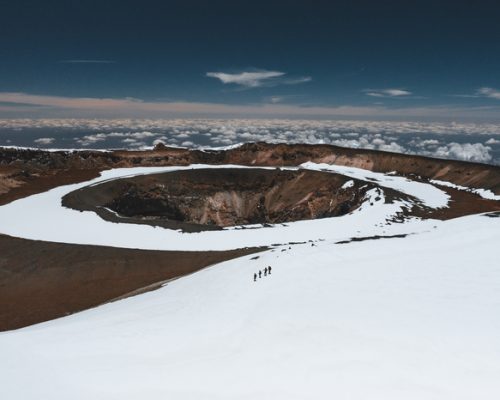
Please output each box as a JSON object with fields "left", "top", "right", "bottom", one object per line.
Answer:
{"left": 0, "top": 234, "right": 262, "bottom": 331}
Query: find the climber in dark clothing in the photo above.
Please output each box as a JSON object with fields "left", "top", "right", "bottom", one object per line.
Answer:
{"left": 268, "top": 266, "right": 272, "bottom": 274}
{"left": 264, "top": 267, "right": 268, "bottom": 276}
{"left": 253, "top": 273, "right": 257, "bottom": 282}
{"left": 258, "top": 270, "right": 262, "bottom": 279}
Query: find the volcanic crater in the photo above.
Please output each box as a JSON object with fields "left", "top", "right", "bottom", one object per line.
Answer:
{"left": 62, "top": 168, "right": 391, "bottom": 232}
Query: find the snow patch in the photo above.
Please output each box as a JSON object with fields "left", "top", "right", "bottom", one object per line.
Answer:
{"left": 301, "top": 162, "right": 450, "bottom": 208}
{"left": 341, "top": 179, "right": 354, "bottom": 189}
{"left": 430, "top": 179, "right": 500, "bottom": 201}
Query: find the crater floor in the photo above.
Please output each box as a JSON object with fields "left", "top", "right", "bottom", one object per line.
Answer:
{"left": 62, "top": 168, "right": 383, "bottom": 231}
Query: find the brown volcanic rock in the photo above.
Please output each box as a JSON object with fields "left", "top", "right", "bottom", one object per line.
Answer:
{"left": 62, "top": 168, "right": 378, "bottom": 230}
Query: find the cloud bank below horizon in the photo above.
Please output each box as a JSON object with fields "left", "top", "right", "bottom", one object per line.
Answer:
{"left": 1, "top": 118, "right": 499, "bottom": 165}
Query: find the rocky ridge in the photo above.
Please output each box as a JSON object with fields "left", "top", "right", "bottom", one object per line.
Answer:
{"left": 1, "top": 142, "right": 500, "bottom": 208}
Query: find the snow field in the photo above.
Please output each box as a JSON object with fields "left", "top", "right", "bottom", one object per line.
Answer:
{"left": 0, "top": 214, "right": 498, "bottom": 399}
{"left": 0, "top": 162, "right": 498, "bottom": 399}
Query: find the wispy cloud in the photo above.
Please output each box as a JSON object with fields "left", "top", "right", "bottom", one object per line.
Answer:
{"left": 206, "top": 71, "right": 284, "bottom": 87}
{"left": 59, "top": 59, "right": 116, "bottom": 64}
{"left": 477, "top": 87, "right": 500, "bottom": 100}
{"left": 206, "top": 69, "right": 311, "bottom": 88}
{"left": 283, "top": 76, "right": 312, "bottom": 85}
{"left": 452, "top": 87, "right": 500, "bottom": 100}
{"left": 266, "top": 96, "right": 285, "bottom": 104}
{"left": 364, "top": 88, "right": 412, "bottom": 98}
{"left": 263, "top": 94, "right": 304, "bottom": 104}
{"left": 33, "top": 137, "right": 55, "bottom": 145}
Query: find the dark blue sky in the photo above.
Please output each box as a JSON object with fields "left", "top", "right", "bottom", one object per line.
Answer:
{"left": 1, "top": 0, "right": 500, "bottom": 120}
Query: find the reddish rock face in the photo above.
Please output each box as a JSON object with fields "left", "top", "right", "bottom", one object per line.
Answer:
{"left": 63, "top": 168, "right": 379, "bottom": 230}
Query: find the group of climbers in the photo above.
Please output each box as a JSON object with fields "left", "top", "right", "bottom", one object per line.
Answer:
{"left": 253, "top": 266, "right": 272, "bottom": 281}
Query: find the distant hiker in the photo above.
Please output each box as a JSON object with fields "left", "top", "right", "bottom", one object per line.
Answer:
{"left": 264, "top": 267, "right": 268, "bottom": 276}
{"left": 258, "top": 270, "right": 262, "bottom": 279}
{"left": 253, "top": 273, "right": 257, "bottom": 282}
{"left": 268, "top": 266, "right": 272, "bottom": 274}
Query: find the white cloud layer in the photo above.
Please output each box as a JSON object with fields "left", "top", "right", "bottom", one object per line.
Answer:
{"left": 4, "top": 118, "right": 497, "bottom": 165}
{"left": 74, "top": 131, "right": 157, "bottom": 146}
{"left": 3, "top": 118, "right": 500, "bottom": 135}
{"left": 432, "top": 142, "right": 492, "bottom": 163}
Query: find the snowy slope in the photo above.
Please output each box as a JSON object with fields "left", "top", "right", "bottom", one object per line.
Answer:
{"left": 0, "top": 213, "right": 499, "bottom": 399}
{"left": 0, "top": 163, "right": 498, "bottom": 399}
